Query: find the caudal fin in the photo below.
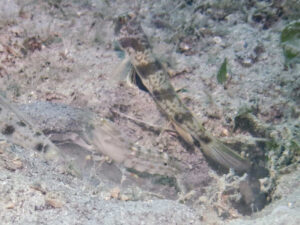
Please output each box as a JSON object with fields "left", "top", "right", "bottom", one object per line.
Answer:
{"left": 201, "top": 137, "right": 251, "bottom": 173}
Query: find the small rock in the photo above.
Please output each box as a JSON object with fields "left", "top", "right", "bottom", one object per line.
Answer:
{"left": 120, "top": 194, "right": 130, "bottom": 201}
{"left": 213, "top": 36, "right": 222, "bottom": 44}
{"left": 45, "top": 198, "right": 63, "bottom": 208}
{"left": 6, "top": 202, "right": 15, "bottom": 209}
{"left": 179, "top": 42, "right": 190, "bottom": 52}
{"left": 85, "top": 154, "right": 92, "bottom": 161}
{"left": 31, "top": 182, "right": 47, "bottom": 195}
{"left": 198, "top": 195, "right": 208, "bottom": 204}
{"left": 4, "top": 158, "right": 23, "bottom": 171}
{"left": 12, "top": 159, "right": 23, "bottom": 169}
{"left": 0, "top": 44, "right": 4, "bottom": 52}
{"left": 221, "top": 128, "right": 229, "bottom": 137}
{"left": 110, "top": 187, "right": 120, "bottom": 199}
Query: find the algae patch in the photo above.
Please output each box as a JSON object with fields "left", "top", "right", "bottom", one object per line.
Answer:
{"left": 217, "top": 58, "right": 228, "bottom": 85}
{"left": 281, "top": 20, "right": 300, "bottom": 66}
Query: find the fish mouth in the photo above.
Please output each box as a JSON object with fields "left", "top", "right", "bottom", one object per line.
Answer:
{"left": 114, "top": 12, "right": 136, "bottom": 35}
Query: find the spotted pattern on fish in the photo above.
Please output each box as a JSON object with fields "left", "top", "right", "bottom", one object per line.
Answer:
{"left": 115, "top": 13, "right": 251, "bottom": 173}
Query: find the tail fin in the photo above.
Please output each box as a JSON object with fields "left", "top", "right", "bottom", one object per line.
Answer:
{"left": 201, "top": 137, "right": 251, "bottom": 173}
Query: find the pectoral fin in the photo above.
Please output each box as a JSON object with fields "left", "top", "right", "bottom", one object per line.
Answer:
{"left": 112, "top": 56, "right": 133, "bottom": 84}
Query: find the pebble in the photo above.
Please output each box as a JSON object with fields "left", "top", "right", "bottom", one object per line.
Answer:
{"left": 213, "top": 36, "right": 222, "bottom": 44}
{"left": 6, "top": 202, "right": 15, "bottom": 209}
{"left": 45, "top": 198, "right": 63, "bottom": 208}
{"left": 110, "top": 187, "right": 120, "bottom": 199}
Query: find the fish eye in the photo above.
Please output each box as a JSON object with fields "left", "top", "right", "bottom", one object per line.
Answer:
{"left": 117, "top": 12, "right": 135, "bottom": 24}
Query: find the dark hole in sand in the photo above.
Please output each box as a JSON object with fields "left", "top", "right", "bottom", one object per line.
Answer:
{"left": 17, "top": 121, "right": 27, "bottom": 127}
{"left": 2, "top": 124, "right": 15, "bottom": 135}
{"left": 35, "top": 143, "right": 44, "bottom": 152}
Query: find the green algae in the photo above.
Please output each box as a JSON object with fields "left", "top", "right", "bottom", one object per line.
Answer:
{"left": 281, "top": 21, "right": 300, "bottom": 66}
{"left": 217, "top": 58, "right": 228, "bottom": 84}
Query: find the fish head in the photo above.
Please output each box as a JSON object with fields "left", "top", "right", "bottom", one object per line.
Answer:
{"left": 114, "top": 12, "right": 137, "bottom": 35}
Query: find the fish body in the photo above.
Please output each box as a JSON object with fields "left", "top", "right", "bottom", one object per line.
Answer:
{"left": 15, "top": 101, "right": 182, "bottom": 176}
{"left": 115, "top": 13, "right": 251, "bottom": 173}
